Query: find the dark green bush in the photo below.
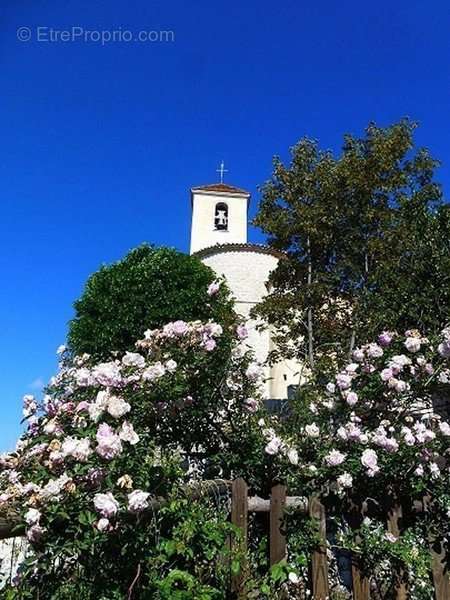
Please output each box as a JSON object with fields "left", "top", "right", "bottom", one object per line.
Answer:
{"left": 68, "top": 244, "right": 234, "bottom": 359}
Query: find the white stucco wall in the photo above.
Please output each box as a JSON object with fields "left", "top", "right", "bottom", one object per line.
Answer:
{"left": 190, "top": 190, "right": 249, "bottom": 254}
{"left": 201, "top": 248, "right": 301, "bottom": 398}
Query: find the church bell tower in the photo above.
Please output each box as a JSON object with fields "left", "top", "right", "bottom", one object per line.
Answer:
{"left": 189, "top": 182, "right": 250, "bottom": 255}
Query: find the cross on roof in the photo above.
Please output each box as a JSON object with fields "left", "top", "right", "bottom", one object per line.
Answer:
{"left": 216, "top": 160, "right": 228, "bottom": 183}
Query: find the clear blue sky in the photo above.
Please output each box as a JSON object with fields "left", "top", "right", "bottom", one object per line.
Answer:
{"left": 0, "top": 1, "right": 449, "bottom": 451}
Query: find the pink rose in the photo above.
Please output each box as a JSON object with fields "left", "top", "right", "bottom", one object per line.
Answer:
{"left": 361, "top": 449, "right": 379, "bottom": 476}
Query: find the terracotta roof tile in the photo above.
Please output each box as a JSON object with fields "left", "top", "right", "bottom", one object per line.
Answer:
{"left": 191, "top": 183, "right": 250, "bottom": 195}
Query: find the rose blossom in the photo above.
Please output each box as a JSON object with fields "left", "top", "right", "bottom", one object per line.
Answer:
{"left": 288, "top": 572, "right": 299, "bottom": 584}
{"left": 336, "top": 373, "right": 352, "bottom": 390}
{"left": 237, "top": 324, "right": 248, "bottom": 340}
{"left": 203, "top": 338, "right": 217, "bottom": 352}
{"left": 24, "top": 508, "right": 41, "bottom": 525}
{"left": 361, "top": 449, "right": 379, "bottom": 476}
{"left": 438, "top": 342, "right": 450, "bottom": 358}
{"left": 172, "top": 320, "right": 189, "bottom": 336}
{"left": 345, "top": 391, "right": 358, "bottom": 406}
{"left": 324, "top": 450, "right": 346, "bottom": 467}
{"left": 352, "top": 348, "right": 365, "bottom": 362}
{"left": 337, "top": 473, "right": 353, "bottom": 489}
{"left": 117, "top": 474, "right": 133, "bottom": 489}
{"left": 62, "top": 437, "right": 92, "bottom": 462}
{"left": 119, "top": 421, "right": 140, "bottom": 445}
{"left": 96, "top": 423, "right": 122, "bottom": 460}
{"left": 26, "top": 524, "right": 45, "bottom": 543}
{"left": 142, "top": 362, "right": 166, "bottom": 381}
{"left": 405, "top": 336, "right": 421, "bottom": 353}
{"left": 429, "top": 462, "right": 440, "bottom": 478}
{"left": 96, "top": 518, "right": 110, "bottom": 532}
{"left": 207, "top": 281, "right": 220, "bottom": 296}
{"left": 92, "top": 362, "right": 122, "bottom": 387}
{"left": 244, "top": 398, "right": 259, "bottom": 413}
{"left": 128, "top": 490, "right": 150, "bottom": 513}
{"left": 439, "top": 421, "right": 450, "bottom": 436}
{"left": 305, "top": 423, "right": 320, "bottom": 438}
{"left": 381, "top": 368, "right": 393, "bottom": 382}
{"left": 366, "top": 343, "right": 383, "bottom": 358}
{"left": 246, "top": 363, "right": 262, "bottom": 382}
{"left": 287, "top": 448, "right": 299, "bottom": 465}
{"left": 122, "top": 352, "right": 145, "bottom": 369}
{"left": 378, "top": 331, "right": 394, "bottom": 347}
{"left": 165, "top": 359, "right": 177, "bottom": 373}
{"left": 265, "top": 436, "right": 282, "bottom": 455}
{"left": 106, "top": 396, "right": 131, "bottom": 419}
{"left": 93, "top": 492, "right": 119, "bottom": 518}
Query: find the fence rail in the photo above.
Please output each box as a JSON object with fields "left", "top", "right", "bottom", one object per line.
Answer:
{"left": 230, "top": 478, "right": 450, "bottom": 600}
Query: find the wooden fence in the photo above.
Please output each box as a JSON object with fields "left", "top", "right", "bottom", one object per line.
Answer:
{"left": 229, "top": 478, "right": 450, "bottom": 600}
{"left": 0, "top": 478, "right": 448, "bottom": 598}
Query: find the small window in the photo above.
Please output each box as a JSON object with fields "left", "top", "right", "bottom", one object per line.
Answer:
{"left": 214, "top": 203, "right": 228, "bottom": 230}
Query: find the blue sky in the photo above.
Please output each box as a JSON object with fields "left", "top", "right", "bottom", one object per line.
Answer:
{"left": 0, "top": 1, "right": 449, "bottom": 450}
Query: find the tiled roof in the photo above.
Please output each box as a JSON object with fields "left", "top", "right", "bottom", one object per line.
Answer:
{"left": 193, "top": 243, "right": 285, "bottom": 259}
{"left": 191, "top": 183, "right": 250, "bottom": 195}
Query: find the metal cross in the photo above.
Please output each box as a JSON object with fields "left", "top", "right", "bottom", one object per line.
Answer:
{"left": 216, "top": 160, "right": 228, "bottom": 183}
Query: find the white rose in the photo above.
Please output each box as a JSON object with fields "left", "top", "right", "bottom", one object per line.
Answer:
{"left": 165, "top": 359, "right": 178, "bottom": 373}
{"left": 96, "top": 518, "right": 110, "bottom": 532}
{"left": 265, "top": 437, "right": 282, "bottom": 455}
{"left": 305, "top": 423, "right": 320, "bottom": 438}
{"left": 119, "top": 421, "right": 140, "bottom": 445}
{"left": 337, "top": 473, "right": 353, "bottom": 489}
{"left": 107, "top": 396, "right": 131, "bottom": 419}
{"left": 24, "top": 508, "right": 41, "bottom": 525}
{"left": 288, "top": 572, "right": 299, "bottom": 584}
{"left": 122, "top": 352, "right": 145, "bottom": 368}
{"left": 128, "top": 490, "right": 150, "bottom": 513}
{"left": 404, "top": 337, "right": 421, "bottom": 353}
{"left": 287, "top": 448, "right": 299, "bottom": 465}
{"left": 93, "top": 492, "right": 119, "bottom": 518}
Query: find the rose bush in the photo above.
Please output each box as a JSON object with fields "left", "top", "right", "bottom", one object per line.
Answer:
{"left": 255, "top": 327, "right": 450, "bottom": 597}
{"left": 0, "top": 281, "right": 271, "bottom": 598}
{"left": 1, "top": 278, "right": 450, "bottom": 598}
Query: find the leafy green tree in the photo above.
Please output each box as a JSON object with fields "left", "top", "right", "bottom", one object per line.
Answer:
{"left": 68, "top": 245, "right": 235, "bottom": 360}
{"left": 253, "top": 119, "right": 450, "bottom": 369}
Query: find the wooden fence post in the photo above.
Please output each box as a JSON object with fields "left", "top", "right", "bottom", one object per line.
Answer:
{"left": 351, "top": 559, "right": 370, "bottom": 600}
{"left": 387, "top": 504, "right": 407, "bottom": 600}
{"left": 431, "top": 544, "right": 450, "bottom": 600}
{"left": 348, "top": 505, "right": 370, "bottom": 600}
{"left": 309, "top": 496, "right": 329, "bottom": 600}
{"left": 231, "top": 478, "right": 248, "bottom": 596}
{"left": 270, "top": 484, "right": 287, "bottom": 566}
{"left": 422, "top": 496, "right": 450, "bottom": 600}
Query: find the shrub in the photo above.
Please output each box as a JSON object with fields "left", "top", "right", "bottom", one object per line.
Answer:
{"left": 67, "top": 245, "right": 235, "bottom": 360}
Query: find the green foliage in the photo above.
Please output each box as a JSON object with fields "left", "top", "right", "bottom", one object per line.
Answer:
{"left": 68, "top": 244, "right": 235, "bottom": 360}
{"left": 253, "top": 119, "right": 450, "bottom": 367}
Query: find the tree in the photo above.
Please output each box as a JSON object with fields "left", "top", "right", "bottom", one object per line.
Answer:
{"left": 253, "top": 120, "right": 450, "bottom": 371}
{"left": 68, "top": 245, "right": 235, "bottom": 360}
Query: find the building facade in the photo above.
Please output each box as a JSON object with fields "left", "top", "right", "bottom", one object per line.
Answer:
{"left": 190, "top": 182, "right": 301, "bottom": 399}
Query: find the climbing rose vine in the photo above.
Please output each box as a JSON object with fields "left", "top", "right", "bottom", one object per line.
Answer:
{"left": 1, "top": 309, "right": 450, "bottom": 597}
{"left": 0, "top": 298, "right": 270, "bottom": 597}
{"left": 258, "top": 328, "right": 450, "bottom": 597}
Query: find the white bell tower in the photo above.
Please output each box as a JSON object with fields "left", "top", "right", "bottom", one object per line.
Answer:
{"left": 189, "top": 182, "right": 250, "bottom": 255}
